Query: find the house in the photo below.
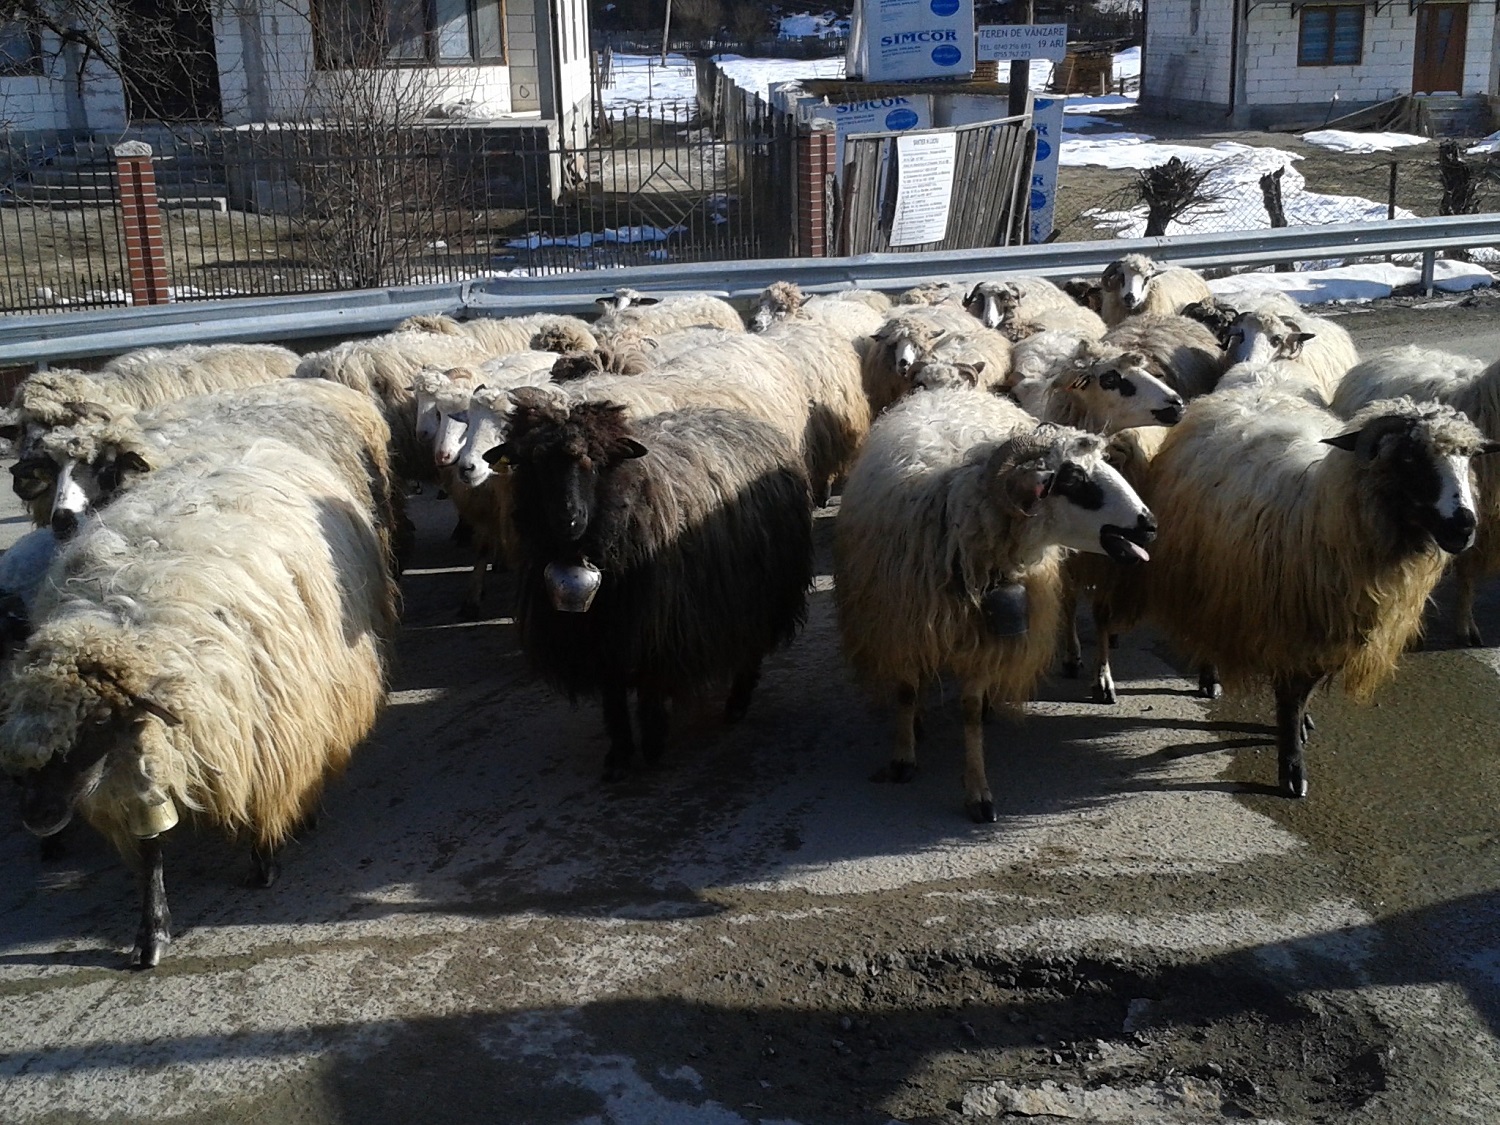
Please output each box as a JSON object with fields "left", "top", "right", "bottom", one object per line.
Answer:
{"left": 1142, "top": 0, "right": 1497, "bottom": 128}
{"left": 0, "top": 0, "right": 592, "bottom": 148}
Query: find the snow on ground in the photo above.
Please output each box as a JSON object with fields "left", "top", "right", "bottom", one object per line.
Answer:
{"left": 778, "top": 11, "right": 848, "bottom": 38}
{"left": 1467, "top": 131, "right": 1500, "bottom": 155}
{"left": 601, "top": 53, "right": 698, "bottom": 115}
{"left": 713, "top": 53, "right": 845, "bottom": 102}
{"left": 1211, "top": 260, "right": 1494, "bottom": 306}
{"left": 1300, "top": 129, "right": 1429, "bottom": 155}
{"left": 506, "top": 225, "right": 682, "bottom": 251}
{"left": 1114, "top": 46, "right": 1140, "bottom": 83}
{"left": 1066, "top": 138, "right": 1414, "bottom": 237}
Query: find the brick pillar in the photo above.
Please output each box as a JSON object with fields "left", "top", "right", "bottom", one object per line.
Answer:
{"left": 797, "top": 125, "right": 836, "bottom": 257}
{"left": 113, "top": 141, "right": 171, "bottom": 306}
{"left": 974, "top": 60, "right": 1000, "bottom": 83}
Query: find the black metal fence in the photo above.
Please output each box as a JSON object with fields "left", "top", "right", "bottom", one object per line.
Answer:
{"left": 0, "top": 92, "right": 799, "bottom": 313}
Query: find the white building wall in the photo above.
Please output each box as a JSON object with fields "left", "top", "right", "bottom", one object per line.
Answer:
{"left": 0, "top": 31, "right": 126, "bottom": 133}
{"left": 1143, "top": 0, "right": 1234, "bottom": 111}
{"left": 1243, "top": 1, "right": 1497, "bottom": 106}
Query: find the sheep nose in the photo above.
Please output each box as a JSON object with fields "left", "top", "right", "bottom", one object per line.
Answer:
{"left": 1153, "top": 398, "right": 1184, "bottom": 425}
{"left": 50, "top": 509, "right": 78, "bottom": 541}
{"left": 1438, "top": 507, "right": 1478, "bottom": 553}
{"left": 1136, "top": 511, "right": 1157, "bottom": 543}
{"left": 435, "top": 450, "right": 454, "bottom": 467}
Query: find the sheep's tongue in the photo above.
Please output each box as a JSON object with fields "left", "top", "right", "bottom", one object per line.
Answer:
{"left": 1120, "top": 539, "right": 1150, "bottom": 562}
{"left": 1104, "top": 532, "right": 1150, "bottom": 563}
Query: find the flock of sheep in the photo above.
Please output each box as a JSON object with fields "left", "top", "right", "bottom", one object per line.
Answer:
{"left": 2, "top": 251, "right": 1497, "bottom": 969}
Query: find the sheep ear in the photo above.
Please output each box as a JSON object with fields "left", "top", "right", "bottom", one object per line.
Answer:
{"left": 117, "top": 450, "right": 152, "bottom": 474}
{"left": 1476, "top": 441, "right": 1500, "bottom": 457}
{"left": 965, "top": 284, "right": 982, "bottom": 306}
{"left": 594, "top": 297, "right": 615, "bottom": 309}
{"left": 617, "top": 439, "right": 648, "bottom": 460}
{"left": 1322, "top": 431, "right": 1361, "bottom": 452}
{"left": 482, "top": 443, "right": 512, "bottom": 466}
{"left": 633, "top": 296, "right": 660, "bottom": 306}
{"left": 970, "top": 360, "right": 986, "bottom": 377}
{"left": 1289, "top": 331, "right": 1316, "bottom": 348}
{"left": 955, "top": 364, "right": 982, "bottom": 387}
{"left": 0, "top": 421, "right": 18, "bottom": 443}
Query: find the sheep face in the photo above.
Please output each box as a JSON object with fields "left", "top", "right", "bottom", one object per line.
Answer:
{"left": 434, "top": 409, "right": 469, "bottom": 469}
{"left": 1103, "top": 258, "right": 1153, "bottom": 312}
{"left": 414, "top": 390, "right": 442, "bottom": 444}
{"left": 750, "top": 282, "right": 804, "bottom": 332}
{"left": 873, "top": 323, "right": 936, "bottom": 378}
{"left": 1323, "top": 408, "right": 1496, "bottom": 555}
{"left": 47, "top": 451, "right": 151, "bottom": 540}
{"left": 456, "top": 402, "right": 508, "bottom": 487}
{"left": 1063, "top": 277, "right": 1103, "bottom": 312}
{"left": 994, "top": 433, "right": 1156, "bottom": 564}
{"left": 1066, "top": 352, "right": 1185, "bottom": 429}
{"left": 963, "top": 282, "right": 1019, "bottom": 331}
{"left": 1227, "top": 312, "right": 1315, "bottom": 365}
{"left": 485, "top": 398, "right": 645, "bottom": 548}
{"left": 595, "top": 289, "right": 658, "bottom": 313}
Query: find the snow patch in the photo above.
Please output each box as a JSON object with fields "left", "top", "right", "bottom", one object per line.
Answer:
{"left": 1301, "top": 129, "right": 1429, "bottom": 155}
{"left": 1211, "top": 260, "right": 1495, "bottom": 306}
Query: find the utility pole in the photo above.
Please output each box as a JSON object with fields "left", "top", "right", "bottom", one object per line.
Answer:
{"left": 661, "top": 0, "right": 672, "bottom": 62}
{"left": 1007, "top": 0, "right": 1034, "bottom": 117}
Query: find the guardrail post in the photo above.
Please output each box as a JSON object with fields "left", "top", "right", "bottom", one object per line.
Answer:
{"left": 113, "top": 141, "right": 172, "bottom": 307}
{"left": 797, "top": 124, "right": 836, "bottom": 257}
{"left": 1421, "top": 249, "right": 1436, "bottom": 297}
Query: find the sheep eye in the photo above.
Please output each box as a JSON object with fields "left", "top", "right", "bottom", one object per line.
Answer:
{"left": 1099, "top": 371, "right": 1120, "bottom": 390}
{"left": 1271, "top": 335, "right": 1284, "bottom": 348}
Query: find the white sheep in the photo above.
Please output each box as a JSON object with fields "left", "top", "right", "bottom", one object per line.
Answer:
{"left": 749, "top": 281, "right": 890, "bottom": 336}
{"left": 893, "top": 280, "right": 967, "bottom": 307}
{"left": 1003, "top": 337, "right": 1186, "bottom": 432}
{"left": 3, "top": 343, "right": 300, "bottom": 458}
{"left": 2, "top": 436, "right": 397, "bottom": 967}
{"left": 1332, "top": 345, "right": 1500, "bottom": 645}
{"left": 1146, "top": 386, "right": 1493, "bottom": 797}
{"left": 834, "top": 386, "right": 1156, "bottom": 822}
{"left": 962, "top": 277, "right": 1105, "bottom": 341}
{"left": 296, "top": 329, "right": 490, "bottom": 479}
{"left": 864, "top": 304, "right": 1012, "bottom": 414}
{"left": 396, "top": 311, "right": 598, "bottom": 358}
{"left": 1101, "top": 313, "right": 1225, "bottom": 398}
{"left": 1100, "top": 255, "right": 1213, "bottom": 325}
{"left": 1225, "top": 306, "right": 1358, "bottom": 405}
{"left": 592, "top": 288, "right": 745, "bottom": 341}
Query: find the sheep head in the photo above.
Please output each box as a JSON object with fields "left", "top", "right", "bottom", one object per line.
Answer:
{"left": 1, "top": 625, "right": 182, "bottom": 836}
{"left": 909, "top": 356, "right": 986, "bottom": 392}
{"left": 594, "top": 287, "right": 660, "bottom": 313}
{"left": 1324, "top": 399, "right": 1499, "bottom": 555}
{"left": 1061, "top": 349, "right": 1185, "bottom": 431}
{"left": 751, "top": 280, "right": 805, "bottom": 332}
{"left": 1179, "top": 298, "right": 1240, "bottom": 348}
{"left": 1102, "top": 254, "right": 1157, "bottom": 311}
{"left": 485, "top": 391, "right": 646, "bottom": 549}
{"left": 1227, "top": 310, "right": 1315, "bottom": 365}
{"left": 962, "top": 281, "right": 1020, "bottom": 331}
{"left": 34, "top": 421, "right": 153, "bottom": 540}
{"left": 532, "top": 320, "right": 598, "bottom": 354}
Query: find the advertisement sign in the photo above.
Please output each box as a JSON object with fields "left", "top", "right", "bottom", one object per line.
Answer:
{"left": 1028, "top": 95, "right": 1065, "bottom": 244}
{"left": 976, "top": 23, "right": 1068, "bottom": 62}
{"left": 806, "top": 95, "right": 934, "bottom": 179}
{"left": 890, "top": 131, "right": 957, "bottom": 246}
{"left": 847, "top": 0, "right": 976, "bottom": 81}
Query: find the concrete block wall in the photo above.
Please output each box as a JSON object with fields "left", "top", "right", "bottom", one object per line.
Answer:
{"left": 1143, "top": 0, "right": 1234, "bottom": 109}
{"left": 509, "top": 6, "right": 542, "bottom": 111}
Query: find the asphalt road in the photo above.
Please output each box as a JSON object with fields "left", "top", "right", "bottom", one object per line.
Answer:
{"left": 6, "top": 303, "right": 1500, "bottom": 1124}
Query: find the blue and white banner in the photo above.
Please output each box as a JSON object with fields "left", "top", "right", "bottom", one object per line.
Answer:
{"left": 1028, "top": 96, "right": 1065, "bottom": 244}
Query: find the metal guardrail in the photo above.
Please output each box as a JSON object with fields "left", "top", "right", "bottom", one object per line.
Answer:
{"left": 2, "top": 214, "right": 1499, "bottom": 366}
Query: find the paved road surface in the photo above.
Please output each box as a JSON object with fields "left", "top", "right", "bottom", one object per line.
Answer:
{"left": 5, "top": 304, "right": 1500, "bottom": 1123}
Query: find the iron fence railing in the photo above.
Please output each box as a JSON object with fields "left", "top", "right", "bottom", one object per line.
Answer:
{"left": 0, "top": 105, "right": 799, "bottom": 314}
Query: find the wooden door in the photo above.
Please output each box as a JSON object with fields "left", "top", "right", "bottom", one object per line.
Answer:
{"left": 1413, "top": 4, "right": 1467, "bottom": 95}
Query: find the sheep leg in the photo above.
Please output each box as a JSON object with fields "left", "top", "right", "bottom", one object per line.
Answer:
{"left": 458, "top": 549, "right": 493, "bottom": 621}
{"left": 1273, "top": 673, "right": 1319, "bottom": 799}
{"left": 961, "top": 690, "right": 996, "bottom": 824}
{"left": 248, "top": 843, "right": 281, "bottom": 889}
{"left": 1454, "top": 553, "right": 1485, "bottom": 647}
{"left": 1091, "top": 600, "right": 1117, "bottom": 704}
{"left": 725, "top": 659, "right": 762, "bottom": 724}
{"left": 885, "top": 681, "right": 920, "bottom": 783}
{"left": 601, "top": 685, "right": 636, "bottom": 782}
{"left": 638, "top": 687, "right": 670, "bottom": 766}
{"left": 132, "top": 835, "right": 171, "bottom": 971}
{"left": 1198, "top": 663, "right": 1221, "bottom": 700}
{"left": 1059, "top": 583, "right": 1081, "bottom": 678}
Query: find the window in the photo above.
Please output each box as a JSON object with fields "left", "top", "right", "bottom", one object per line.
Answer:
{"left": 0, "top": 21, "right": 42, "bottom": 77}
{"left": 1299, "top": 5, "right": 1364, "bottom": 66}
{"left": 314, "top": 0, "right": 507, "bottom": 67}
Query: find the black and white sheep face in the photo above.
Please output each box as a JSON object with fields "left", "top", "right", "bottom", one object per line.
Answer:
{"left": 1324, "top": 416, "right": 1491, "bottom": 555}
{"left": 1104, "top": 259, "right": 1153, "bottom": 312}
{"left": 1066, "top": 354, "right": 1185, "bottom": 428}
{"left": 456, "top": 405, "right": 509, "bottom": 487}
{"left": 964, "top": 283, "right": 1019, "bottom": 331}
{"left": 1005, "top": 441, "right": 1156, "bottom": 564}
{"left": 1227, "top": 313, "right": 1315, "bottom": 365}
{"left": 48, "top": 453, "right": 148, "bottom": 540}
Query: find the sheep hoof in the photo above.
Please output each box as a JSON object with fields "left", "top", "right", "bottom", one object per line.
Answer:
{"left": 1061, "top": 659, "right": 1081, "bottom": 679}
{"left": 1279, "top": 769, "right": 1308, "bottom": 800}
{"left": 1461, "top": 629, "right": 1485, "bottom": 648}
{"left": 1092, "top": 683, "right": 1117, "bottom": 705}
{"left": 1301, "top": 713, "right": 1316, "bottom": 738}
{"left": 1197, "top": 671, "right": 1221, "bottom": 700}
{"left": 967, "top": 799, "right": 998, "bottom": 824}
{"left": 131, "top": 934, "right": 168, "bottom": 970}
